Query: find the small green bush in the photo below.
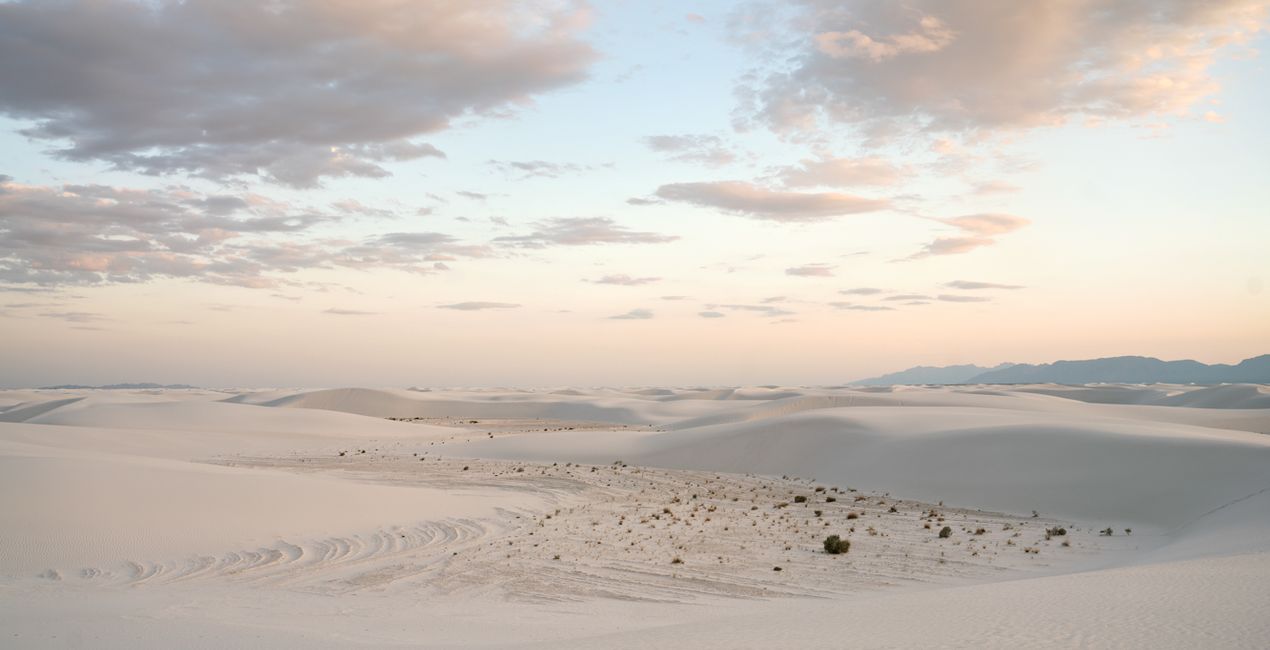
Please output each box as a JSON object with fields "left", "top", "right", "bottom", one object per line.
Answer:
{"left": 823, "top": 535, "right": 851, "bottom": 554}
{"left": 939, "top": 526, "right": 953, "bottom": 539}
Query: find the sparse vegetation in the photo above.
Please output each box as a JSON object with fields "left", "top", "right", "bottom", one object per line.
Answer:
{"left": 939, "top": 526, "right": 953, "bottom": 539}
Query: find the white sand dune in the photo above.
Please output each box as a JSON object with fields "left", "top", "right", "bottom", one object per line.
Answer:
{"left": 1, "top": 384, "right": 1268, "bottom": 648}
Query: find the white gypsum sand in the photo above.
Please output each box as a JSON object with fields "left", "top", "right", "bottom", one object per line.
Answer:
{"left": 1, "top": 384, "right": 1268, "bottom": 648}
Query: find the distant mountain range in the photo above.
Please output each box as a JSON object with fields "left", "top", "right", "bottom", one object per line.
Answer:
{"left": 39, "top": 383, "right": 199, "bottom": 390}
{"left": 851, "top": 363, "right": 1017, "bottom": 386}
{"left": 853, "top": 355, "right": 1270, "bottom": 386}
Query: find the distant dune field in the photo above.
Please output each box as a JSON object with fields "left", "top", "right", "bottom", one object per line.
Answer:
{"left": 2, "top": 384, "right": 1268, "bottom": 648}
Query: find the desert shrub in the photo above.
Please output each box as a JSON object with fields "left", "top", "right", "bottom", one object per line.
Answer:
{"left": 1045, "top": 527, "right": 1066, "bottom": 539}
{"left": 1100, "top": 527, "right": 1114, "bottom": 536}
{"left": 671, "top": 557, "right": 683, "bottom": 564}
{"left": 939, "top": 526, "right": 953, "bottom": 539}
{"left": 825, "top": 496, "right": 837, "bottom": 503}
{"left": 888, "top": 506, "right": 898, "bottom": 513}
{"left": 846, "top": 512, "right": 859, "bottom": 520}
{"left": 974, "top": 528, "right": 986, "bottom": 535}
{"left": 823, "top": 535, "right": 850, "bottom": 554}
{"left": 794, "top": 495, "right": 808, "bottom": 503}
{"left": 814, "top": 510, "right": 823, "bottom": 517}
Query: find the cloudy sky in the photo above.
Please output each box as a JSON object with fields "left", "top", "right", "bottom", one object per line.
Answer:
{"left": 1, "top": 0, "right": 1267, "bottom": 387}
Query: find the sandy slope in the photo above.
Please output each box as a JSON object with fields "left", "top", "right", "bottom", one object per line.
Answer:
{"left": 1, "top": 384, "right": 1268, "bottom": 648}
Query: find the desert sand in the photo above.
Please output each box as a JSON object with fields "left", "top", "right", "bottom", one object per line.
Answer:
{"left": 2, "top": 383, "right": 1268, "bottom": 648}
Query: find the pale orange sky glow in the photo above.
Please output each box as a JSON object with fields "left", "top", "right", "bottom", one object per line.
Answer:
{"left": 0, "top": 0, "right": 1267, "bottom": 387}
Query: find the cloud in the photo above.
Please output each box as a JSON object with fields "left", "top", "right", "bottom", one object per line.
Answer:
{"left": 776, "top": 156, "right": 903, "bottom": 187}
{"left": 0, "top": 177, "right": 486, "bottom": 287}
{"left": 709, "top": 304, "right": 794, "bottom": 317}
{"left": 945, "top": 280, "right": 1024, "bottom": 290}
{"left": 739, "top": 1, "right": 1266, "bottom": 137}
{"left": 970, "top": 180, "right": 1022, "bottom": 196}
{"left": 609, "top": 308, "right": 654, "bottom": 320}
{"left": 816, "top": 15, "right": 955, "bottom": 62}
{"left": 910, "top": 213, "right": 1031, "bottom": 259}
{"left": 940, "top": 214, "right": 1031, "bottom": 236}
{"left": 438, "top": 302, "right": 521, "bottom": 311}
{"left": 324, "top": 308, "right": 378, "bottom": 316}
{"left": 456, "top": 191, "right": 489, "bottom": 201}
{"left": 655, "top": 181, "right": 888, "bottom": 221}
{"left": 936, "top": 294, "right": 992, "bottom": 303}
{"left": 38, "top": 311, "right": 107, "bottom": 323}
{"left": 660, "top": 295, "right": 689, "bottom": 301}
{"left": 495, "top": 217, "right": 677, "bottom": 248}
{"left": 884, "top": 294, "right": 932, "bottom": 301}
{"left": 642, "top": 134, "right": 737, "bottom": 166}
{"left": 626, "top": 197, "right": 663, "bottom": 206}
{"left": 0, "top": 0, "right": 596, "bottom": 186}
{"left": 591, "top": 274, "right": 661, "bottom": 286}
{"left": 487, "top": 160, "right": 598, "bottom": 179}
{"left": 785, "top": 264, "right": 835, "bottom": 277}
{"left": 699, "top": 311, "right": 726, "bottom": 318}
{"left": 830, "top": 303, "right": 894, "bottom": 311}
{"left": 840, "top": 287, "right": 884, "bottom": 295}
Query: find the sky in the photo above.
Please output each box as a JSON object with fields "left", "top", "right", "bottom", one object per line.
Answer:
{"left": 0, "top": 0, "right": 1267, "bottom": 388}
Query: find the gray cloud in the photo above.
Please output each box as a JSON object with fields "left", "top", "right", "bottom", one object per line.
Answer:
{"left": 937, "top": 294, "right": 992, "bottom": 303}
{"left": 0, "top": 177, "right": 485, "bottom": 287}
{"left": 0, "top": 1, "right": 596, "bottom": 186}
{"left": 739, "top": 0, "right": 1263, "bottom": 137}
{"left": 324, "top": 308, "right": 377, "bottom": 316}
{"left": 591, "top": 274, "right": 661, "bottom": 286}
{"left": 945, "top": 280, "right": 1024, "bottom": 290}
{"left": 699, "top": 311, "right": 726, "bottom": 318}
{"left": 438, "top": 302, "right": 521, "bottom": 311}
{"left": 785, "top": 264, "right": 835, "bottom": 277}
{"left": 643, "top": 134, "right": 737, "bottom": 167}
{"left": 709, "top": 304, "right": 794, "bottom": 317}
{"left": 884, "top": 294, "right": 932, "bottom": 301}
{"left": 626, "top": 197, "right": 663, "bottom": 206}
{"left": 494, "top": 217, "right": 678, "bottom": 248}
{"left": 38, "top": 311, "right": 107, "bottom": 323}
{"left": 609, "top": 308, "right": 654, "bottom": 320}
{"left": 655, "top": 181, "right": 889, "bottom": 221}
{"left": 830, "top": 303, "right": 894, "bottom": 312}
{"left": 487, "top": 160, "right": 600, "bottom": 180}
{"left": 840, "top": 287, "right": 884, "bottom": 295}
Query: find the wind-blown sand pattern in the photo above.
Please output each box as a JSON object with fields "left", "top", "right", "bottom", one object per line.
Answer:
{"left": 2, "top": 384, "right": 1268, "bottom": 648}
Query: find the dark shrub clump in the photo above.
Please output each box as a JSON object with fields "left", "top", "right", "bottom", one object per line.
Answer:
{"left": 823, "top": 535, "right": 851, "bottom": 555}
{"left": 939, "top": 526, "right": 953, "bottom": 539}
